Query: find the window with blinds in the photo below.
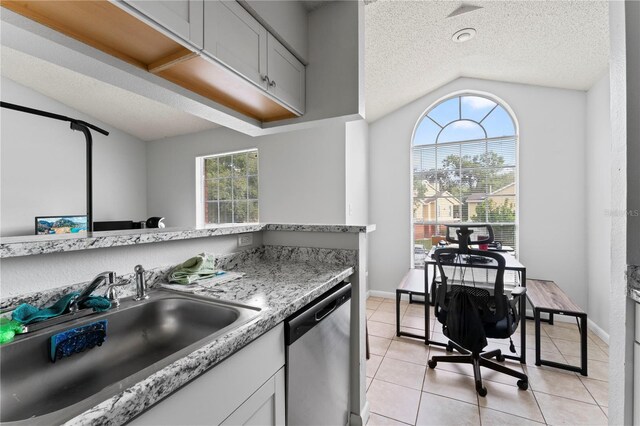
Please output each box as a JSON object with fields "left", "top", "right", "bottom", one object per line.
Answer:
{"left": 197, "top": 149, "right": 259, "bottom": 225}
{"left": 412, "top": 95, "right": 517, "bottom": 267}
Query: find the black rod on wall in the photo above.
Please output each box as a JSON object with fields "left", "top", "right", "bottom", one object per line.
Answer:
{"left": 0, "top": 101, "right": 110, "bottom": 232}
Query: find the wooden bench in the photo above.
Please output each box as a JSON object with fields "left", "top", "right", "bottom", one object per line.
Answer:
{"left": 526, "top": 279, "right": 588, "bottom": 376}
{"left": 396, "top": 269, "right": 427, "bottom": 339}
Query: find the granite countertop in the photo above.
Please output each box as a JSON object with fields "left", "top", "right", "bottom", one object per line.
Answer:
{"left": 628, "top": 265, "right": 640, "bottom": 303}
{"left": 64, "top": 255, "right": 355, "bottom": 425}
{"left": 0, "top": 223, "right": 375, "bottom": 258}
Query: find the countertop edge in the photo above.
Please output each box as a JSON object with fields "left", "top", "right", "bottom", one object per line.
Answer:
{"left": 1, "top": 224, "right": 375, "bottom": 258}
{"left": 63, "top": 266, "right": 355, "bottom": 426}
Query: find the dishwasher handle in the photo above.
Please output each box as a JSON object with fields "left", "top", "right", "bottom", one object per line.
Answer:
{"left": 314, "top": 301, "right": 337, "bottom": 321}
{"left": 285, "top": 282, "right": 351, "bottom": 346}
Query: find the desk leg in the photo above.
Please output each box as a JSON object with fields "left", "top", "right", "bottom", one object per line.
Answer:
{"left": 580, "top": 314, "right": 588, "bottom": 376}
{"left": 430, "top": 264, "right": 437, "bottom": 306}
{"left": 520, "top": 270, "right": 527, "bottom": 364}
{"left": 425, "top": 271, "right": 430, "bottom": 345}
{"left": 535, "top": 309, "right": 541, "bottom": 366}
{"left": 396, "top": 291, "right": 401, "bottom": 337}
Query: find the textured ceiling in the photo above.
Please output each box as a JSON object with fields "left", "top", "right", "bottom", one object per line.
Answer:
{"left": 0, "top": 47, "right": 219, "bottom": 141}
{"left": 365, "top": 0, "right": 609, "bottom": 122}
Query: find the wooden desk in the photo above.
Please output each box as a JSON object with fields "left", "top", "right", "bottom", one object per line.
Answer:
{"left": 425, "top": 248, "right": 527, "bottom": 364}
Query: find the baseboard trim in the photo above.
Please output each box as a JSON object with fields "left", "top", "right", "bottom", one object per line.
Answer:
{"left": 350, "top": 400, "right": 370, "bottom": 426}
{"left": 587, "top": 318, "right": 610, "bottom": 344}
{"left": 367, "top": 290, "right": 395, "bottom": 300}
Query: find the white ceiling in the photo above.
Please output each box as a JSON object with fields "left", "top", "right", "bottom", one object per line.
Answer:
{"left": 0, "top": 47, "right": 219, "bottom": 141}
{"left": 365, "top": 0, "right": 610, "bottom": 122}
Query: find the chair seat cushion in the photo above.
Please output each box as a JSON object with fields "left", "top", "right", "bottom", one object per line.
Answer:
{"left": 483, "top": 315, "right": 516, "bottom": 338}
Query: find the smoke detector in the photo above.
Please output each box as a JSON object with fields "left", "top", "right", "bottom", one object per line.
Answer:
{"left": 452, "top": 28, "right": 477, "bottom": 43}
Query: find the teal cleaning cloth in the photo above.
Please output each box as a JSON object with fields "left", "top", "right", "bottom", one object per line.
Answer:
{"left": 11, "top": 292, "right": 111, "bottom": 325}
{"left": 169, "top": 253, "right": 220, "bottom": 284}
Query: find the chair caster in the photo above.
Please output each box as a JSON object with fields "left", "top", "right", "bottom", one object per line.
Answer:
{"left": 445, "top": 343, "right": 453, "bottom": 353}
{"left": 496, "top": 354, "right": 505, "bottom": 362}
{"left": 476, "top": 386, "right": 487, "bottom": 397}
{"left": 428, "top": 359, "right": 437, "bottom": 369}
{"left": 517, "top": 380, "right": 529, "bottom": 391}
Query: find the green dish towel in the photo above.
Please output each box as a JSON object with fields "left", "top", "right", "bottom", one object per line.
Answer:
{"left": 169, "top": 253, "right": 221, "bottom": 284}
{"left": 0, "top": 318, "right": 26, "bottom": 344}
{"left": 11, "top": 292, "right": 111, "bottom": 326}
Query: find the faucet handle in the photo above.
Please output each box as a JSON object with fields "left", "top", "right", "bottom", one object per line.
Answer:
{"left": 105, "top": 285, "right": 120, "bottom": 307}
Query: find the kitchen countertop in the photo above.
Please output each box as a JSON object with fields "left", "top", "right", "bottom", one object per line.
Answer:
{"left": 0, "top": 223, "right": 375, "bottom": 258}
{"left": 63, "top": 252, "right": 356, "bottom": 425}
{"left": 629, "top": 265, "right": 640, "bottom": 303}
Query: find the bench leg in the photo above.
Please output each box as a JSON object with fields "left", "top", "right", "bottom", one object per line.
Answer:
{"left": 396, "top": 291, "right": 401, "bottom": 337}
{"left": 580, "top": 314, "right": 588, "bottom": 376}
{"left": 535, "top": 309, "right": 542, "bottom": 367}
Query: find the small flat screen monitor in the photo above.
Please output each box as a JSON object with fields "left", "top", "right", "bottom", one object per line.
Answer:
{"left": 35, "top": 215, "right": 87, "bottom": 235}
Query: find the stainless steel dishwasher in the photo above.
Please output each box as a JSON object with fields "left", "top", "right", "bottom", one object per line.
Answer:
{"left": 285, "top": 282, "right": 351, "bottom": 426}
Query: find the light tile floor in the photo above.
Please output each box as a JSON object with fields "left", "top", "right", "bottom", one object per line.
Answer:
{"left": 365, "top": 297, "right": 609, "bottom": 426}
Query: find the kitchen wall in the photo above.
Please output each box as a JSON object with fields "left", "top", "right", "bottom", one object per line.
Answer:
{"left": 0, "top": 77, "right": 147, "bottom": 236}
{"left": 585, "top": 71, "right": 612, "bottom": 336}
{"left": 368, "top": 77, "right": 589, "bottom": 312}
{"left": 345, "top": 120, "right": 369, "bottom": 225}
{"left": 146, "top": 123, "right": 348, "bottom": 227}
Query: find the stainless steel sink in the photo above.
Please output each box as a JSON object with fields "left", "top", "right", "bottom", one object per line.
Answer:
{"left": 0, "top": 289, "right": 261, "bottom": 425}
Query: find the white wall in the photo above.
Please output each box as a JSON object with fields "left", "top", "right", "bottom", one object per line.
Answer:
{"left": 585, "top": 72, "right": 612, "bottom": 335}
{"left": 368, "top": 78, "right": 589, "bottom": 311}
{"left": 345, "top": 120, "right": 369, "bottom": 225}
{"left": 0, "top": 77, "right": 147, "bottom": 236}
{"left": 146, "top": 123, "right": 347, "bottom": 227}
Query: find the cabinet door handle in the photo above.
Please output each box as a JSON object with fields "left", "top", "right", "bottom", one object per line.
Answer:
{"left": 261, "top": 75, "right": 270, "bottom": 84}
{"left": 269, "top": 80, "right": 276, "bottom": 88}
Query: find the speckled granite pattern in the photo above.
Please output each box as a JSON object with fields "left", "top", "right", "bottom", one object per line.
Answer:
{"left": 62, "top": 258, "right": 354, "bottom": 425}
{"left": 264, "top": 245, "right": 358, "bottom": 266}
{"left": 263, "top": 223, "right": 375, "bottom": 233}
{"left": 0, "top": 224, "right": 264, "bottom": 258}
{"left": 628, "top": 265, "right": 640, "bottom": 302}
{"left": 1, "top": 223, "right": 372, "bottom": 258}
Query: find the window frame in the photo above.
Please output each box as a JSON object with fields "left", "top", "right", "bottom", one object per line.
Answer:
{"left": 410, "top": 92, "right": 519, "bottom": 267}
{"left": 195, "top": 148, "right": 259, "bottom": 227}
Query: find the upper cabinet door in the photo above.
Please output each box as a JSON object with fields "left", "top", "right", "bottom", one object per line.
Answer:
{"left": 121, "top": 0, "right": 204, "bottom": 49}
{"left": 266, "top": 34, "right": 305, "bottom": 114}
{"left": 203, "top": 1, "right": 268, "bottom": 90}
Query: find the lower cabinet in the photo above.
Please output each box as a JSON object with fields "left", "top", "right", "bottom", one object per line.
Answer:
{"left": 634, "top": 303, "right": 639, "bottom": 425}
{"left": 130, "top": 323, "right": 285, "bottom": 425}
{"left": 222, "top": 367, "right": 285, "bottom": 425}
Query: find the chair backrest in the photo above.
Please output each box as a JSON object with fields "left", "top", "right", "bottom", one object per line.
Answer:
{"left": 444, "top": 224, "right": 494, "bottom": 254}
{"left": 433, "top": 247, "right": 508, "bottom": 324}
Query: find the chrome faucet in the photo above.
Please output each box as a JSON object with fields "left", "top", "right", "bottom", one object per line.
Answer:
{"left": 134, "top": 265, "right": 149, "bottom": 301}
{"left": 69, "top": 271, "right": 116, "bottom": 313}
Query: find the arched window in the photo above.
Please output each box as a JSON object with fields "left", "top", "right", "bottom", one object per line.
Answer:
{"left": 412, "top": 94, "right": 517, "bottom": 267}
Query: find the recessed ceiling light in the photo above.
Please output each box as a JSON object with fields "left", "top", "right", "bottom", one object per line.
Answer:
{"left": 452, "top": 28, "right": 477, "bottom": 43}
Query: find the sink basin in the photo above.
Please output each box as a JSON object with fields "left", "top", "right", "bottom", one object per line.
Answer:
{"left": 0, "top": 289, "right": 261, "bottom": 424}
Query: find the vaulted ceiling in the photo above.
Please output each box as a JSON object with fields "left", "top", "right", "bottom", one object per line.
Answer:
{"left": 365, "top": 1, "right": 610, "bottom": 122}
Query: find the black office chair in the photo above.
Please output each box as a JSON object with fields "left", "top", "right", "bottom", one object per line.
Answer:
{"left": 427, "top": 243, "right": 528, "bottom": 396}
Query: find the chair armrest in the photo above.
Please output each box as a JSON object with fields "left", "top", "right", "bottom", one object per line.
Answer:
{"left": 511, "top": 287, "right": 527, "bottom": 298}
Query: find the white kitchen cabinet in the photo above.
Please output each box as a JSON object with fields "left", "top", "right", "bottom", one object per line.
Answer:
{"left": 129, "top": 324, "right": 284, "bottom": 425}
{"left": 120, "top": 0, "right": 204, "bottom": 49}
{"left": 222, "top": 367, "right": 285, "bottom": 425}
{"left": 266, "top": 33, "right": 305, "bottom": 114}
{"left": 203, "top": 0, "right": 268, "bottom": 90}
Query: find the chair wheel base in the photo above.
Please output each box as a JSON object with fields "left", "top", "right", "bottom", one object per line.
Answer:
{"left": 496, "top": 354, "right": 506, "bottom": 362}
{"left": 445, "top": 343, "right": 454, "bottom": 353}
{"left": 517, "top": 380, "right": 529, "bottom": 390}
{"left": 476, "top": 386, "right": 487, "bottom": 397}
{"left": 428, "top": 359, "right": 437, "bottom": 369}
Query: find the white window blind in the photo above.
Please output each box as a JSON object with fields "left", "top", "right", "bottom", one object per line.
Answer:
{"left": 412, "top": 95, "right": 518, "bottom": 262}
